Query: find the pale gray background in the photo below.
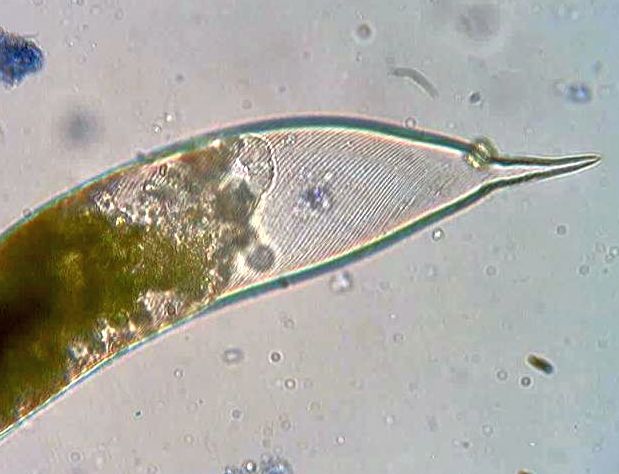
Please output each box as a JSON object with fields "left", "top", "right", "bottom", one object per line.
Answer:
{"left": 0, "top": 1, "right": 617, "bottom": 473}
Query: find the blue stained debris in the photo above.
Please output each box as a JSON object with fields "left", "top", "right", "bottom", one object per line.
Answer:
{"left": 0, "top": 28, "right": 44, "bottom": 88}
{"left": 223, "top": 454, "right": 293, "bottom": 474}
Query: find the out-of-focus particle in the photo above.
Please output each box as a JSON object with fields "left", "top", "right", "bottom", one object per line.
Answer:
{"left": 0, "top": 29, "right": 44, "bottom": 88}
{"left": 566, "top": 82, "right": 592, "bottom": 103}
{"left": 526, "top": 353, "right": 554, "bottom": 375}
{"left": 554, "top": 80, "right": 593, "bottom": 104}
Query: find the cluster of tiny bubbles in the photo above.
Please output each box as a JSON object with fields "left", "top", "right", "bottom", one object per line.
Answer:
{"left": 329, "top": 271, "right": 353, "bottom": 293}
{"left": 222, "top": 347, "right": 245, "bottom": 365}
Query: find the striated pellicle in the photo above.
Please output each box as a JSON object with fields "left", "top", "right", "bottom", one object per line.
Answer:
{"left": 0, "top": 115, "right": 600, "bottom": 439}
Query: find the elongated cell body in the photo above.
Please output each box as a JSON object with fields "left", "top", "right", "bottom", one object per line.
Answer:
{"left": 0, "top": 115, "right": 600, "bottom": 439}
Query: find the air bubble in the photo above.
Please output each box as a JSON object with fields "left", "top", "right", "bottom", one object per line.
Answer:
{"left": 485, "top": 265, "right": 497, "bottom": 277}
{"left": 69, "top": 450, "right": 83, "bottom": 463}
{"left": 329, "top": 271, "right": 353, "bottom": 293}
{"left": 242, "top": 459, "right": 258, "bottom": 473}
{"left": 280, "top": 418, "right": 292, "bottom": 431}
{"left": 335, "top": 434, "right": 346, "bottom": 445}
{"left": 354, "top": 23, "right": 373, "bottom": 42}
{"left": 404, "top": 117, "right": 417, "bottom": 128}
{"left": 496, "top": 369, "right": 508, "bottom": 381}
{"left": 284, "top": 378, "right": 297, "bottom": 390}
{"left": 269, "top": 351, "right": 283, "bottom": 364}
{"left": 431, "top": 228, "right": 444, "bottom": 241}
{"left": 520, "top": 375, "right": 533, "bottom": 387}
{"left": 173, "top": 368, "right": 184, "bottom": 378}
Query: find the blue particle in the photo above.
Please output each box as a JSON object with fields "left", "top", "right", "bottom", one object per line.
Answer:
{"left": 0, "top": 29, "right": 44, "bottom": 88}
{"left": 259, "top": 456, "right": 293, "bottom": 474}
{"left": 300, "top": 186, "right": 331, "bottom": 211}
{"left": 565, "top": 82, "right": 592, "bottom": 104}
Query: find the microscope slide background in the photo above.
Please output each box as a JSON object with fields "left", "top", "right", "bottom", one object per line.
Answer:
{"left": 0, "top": 1, "right": 617, "bottom": 473}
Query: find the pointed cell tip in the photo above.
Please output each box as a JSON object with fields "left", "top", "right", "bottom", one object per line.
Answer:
{"left": 488, "top": 150, "right": 602, "bottom": 185}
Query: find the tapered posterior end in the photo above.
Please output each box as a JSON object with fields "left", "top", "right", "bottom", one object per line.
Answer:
{"left": 468, "top": 137, "right": 602, "bottom": 186}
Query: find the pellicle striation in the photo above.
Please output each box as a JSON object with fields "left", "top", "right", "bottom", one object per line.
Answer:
{"left": 0, "top": 115, "right": 600, "bottom": 440}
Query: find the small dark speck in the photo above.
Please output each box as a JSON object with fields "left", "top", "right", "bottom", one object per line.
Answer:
{"left": 526, "top": 353, "right": 555, "bottom": 375}
{"left": 468, "top": 91, "right": 482, "bottom": 105}
{"left": 0, "top": 28, "right": 44, "bottom": 88}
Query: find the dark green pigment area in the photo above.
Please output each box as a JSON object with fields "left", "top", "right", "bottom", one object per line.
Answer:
{"left": 0, "top": 192, "right": 213, "bottom": 426}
